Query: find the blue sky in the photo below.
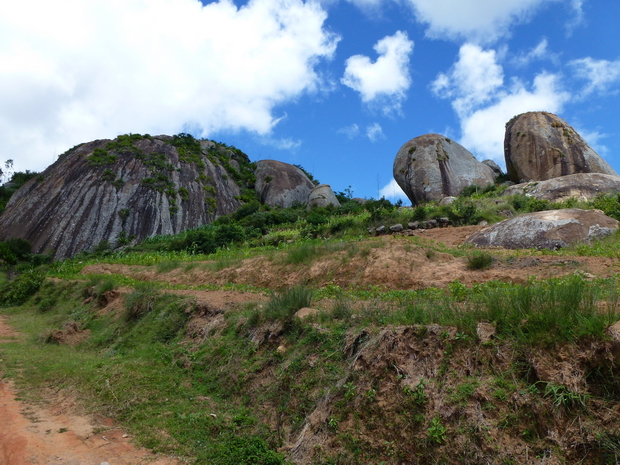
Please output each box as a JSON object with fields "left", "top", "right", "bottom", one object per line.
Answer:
{"left": 2, "top": 0, "right": 619, "bottom": 202}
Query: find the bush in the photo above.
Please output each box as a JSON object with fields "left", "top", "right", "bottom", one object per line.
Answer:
{"left": 592, "top": 193, "right": 620, "bottom": 221}
{"left": 204, "top": 435, "right": 283, "bottom": 465}
{"left": 0, "top": 270, "right": 45, "bottom": 306}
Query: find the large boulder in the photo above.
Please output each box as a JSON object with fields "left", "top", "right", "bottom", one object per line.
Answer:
{"left": 307, "top": 184, "right": 341, "bottom": 209}
{"left": 394, "top": 134, "right": 495, "bottom": 205}
{"left": 504, "top": 111, "right": 617, "bottom": 182}
{"left": 465, "top": 208, "right": 618, "bottom": 250}
{"left": 254, "top": 160, "right": 315, "bottom": 208}
{"left": 0, "top": 134, "right": 251, "bottom": 259}
{"left": 503, "top": 173, "right": 620, "bottom": 202}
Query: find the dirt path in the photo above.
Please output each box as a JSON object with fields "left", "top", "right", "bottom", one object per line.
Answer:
{"left": 0, "top": 316, "right": 180, "bottom": 465}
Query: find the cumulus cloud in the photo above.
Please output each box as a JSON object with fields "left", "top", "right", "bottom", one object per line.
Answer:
{"left": 366, "top": 123, "right": 385, "bottom": 142}
{"left": 431, "top": 44, "right": 504, "bottom": 116}
{"left": 432, "top": 43, "right": 569, "bottom": 164}
{"left": 459, "top": 73, "right": 569, "bottom": 162}
{"left": 403, "top": 0, "right": 556, "bottom": 43}
{"left": 569, "top": 57, "right": 620, "bottom": 96}
{"left": 341, "top": 31, "right": 414, "bottom": 114}
{"left": 379, "top": 178, "right": 408, "bottom": 201}
{"left": 0, "top": 0, "right": 339, "bottom": 172}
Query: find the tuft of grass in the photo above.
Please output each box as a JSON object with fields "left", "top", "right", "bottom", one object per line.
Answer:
{"left": 264, "top": 286, "right": 313, "bottom": 321}
{"left": 124, "top": 282, "right": 160, "bottom": 321}
{"left": 156, "top": 260, "right": 181, "bottom": 273}
{"left": 466, "top": 251, "right": 494, "bottom": 270}
{"left": 285, "top": 243, "right": 320, "bottom": 265}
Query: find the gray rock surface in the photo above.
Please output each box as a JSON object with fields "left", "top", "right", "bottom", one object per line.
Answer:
{"left": 0, "top": 135, "right": 247, "bottom": 259}
{"left": 504, "top": 111, "right": 617, "bottom": 182}
{"left": 394, "top": 134, "right": 495, "bottom": 205}
{"left": 482, "top": 159, "right": 504, "bottom": 178}
{"left": 254, "top": 160, "right": 315, "bottom": 208}
{"left": 439, "top": 196, "right": 457, "bottom": 206}
{"left": 503, "top": 173, "right": 620, "bottom": 202}
{"left": 307, "top": 184, "right": 341, "bottom": 209}
{"left": 465, "top": 208, "right": 618, "bottom": 250}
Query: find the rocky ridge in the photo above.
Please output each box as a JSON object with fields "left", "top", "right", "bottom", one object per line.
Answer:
{"left": 0, "top": 134, "right": 254, "bottom": 259}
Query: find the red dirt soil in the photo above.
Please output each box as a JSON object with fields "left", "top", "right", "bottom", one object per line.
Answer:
{"left": 0, "top": 316, "right": 180, "bottom": 465}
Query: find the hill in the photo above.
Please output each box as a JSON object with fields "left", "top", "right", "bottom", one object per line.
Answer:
{"left": 2, "top": 187, "right": 620, "bottom": 463}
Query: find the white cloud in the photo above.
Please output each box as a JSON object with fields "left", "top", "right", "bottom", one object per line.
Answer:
{"left": 512, "top": 38, "right": 559, "bottom": 67}
{"left": 403, "top": 0, "right": 556, "bottom": 43}
{"left": 0, "top": 0, "right": 339, "bottom": 173}
{"left": 337, "top": 124, "right": 360, "bottom": 139}
{"left": 565, "top": 0, "right": 585, "bottom": 35}
{"left": 431, "top": 44, "right": 504, "bottom": 116}
{"left": 258, "top": 136, "right": 302, "bottom": 151}
{"left": 433, "top": 43, "right": 570, "bottom": 164}
{"left": 341, "top": 31, "right": 414, "bottom": 114}
{"left": 460, "top": 73, "right": 569, "bottom": 163}
{"left": 366, "top": 123, "right": 385, "bottom": 142}
{"left": 379, "top": 178, "right": 408, "bottom": 201}
{"left": 569, "top": 57, "right": 620, "bottom": 96}
{"left": 574, "top": 126, "right": 609, "bottom": 157}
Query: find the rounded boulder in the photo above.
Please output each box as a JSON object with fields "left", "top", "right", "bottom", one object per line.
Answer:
{"left": 307, "top": 184, "right": 341, "bottom": 209}
{"left": 504, "top": 111, "right": 617, "bottom": 182}
{"left": 465, "top": 208, "right": 619, "bottom": 250}
{"left": 255, "top": 160, "right": 315, "bottom": 208}
{"left": 393, "top": 134, "right": 495, "bottom": 205}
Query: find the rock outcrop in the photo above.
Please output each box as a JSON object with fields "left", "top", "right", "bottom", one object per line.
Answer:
{"left": 254, "top": 160, "right": 315, "bottom": 208}
{"left": 0, "top": 134, "right": 252, "bottom": 259}
{"left": 482, "top": 159, "right": 503, "bottom": 179}
{"left": 503, "top": 173, "right": 620, "bottom": 202}
{"left": 504, "top": 112, "right": 617, "bottom": 182}
{"left": 393, "top": 134, "right": 495, "bottom": 205}
{"left": 307, "top": 184, "right": 341, "bottom": 209}
{"left": 465, "top": 208, "right": 618, "bottom": 250}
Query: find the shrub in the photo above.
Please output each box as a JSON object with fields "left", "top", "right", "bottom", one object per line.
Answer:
{"left": 0, "top": 270, "right": 45, "bottom": 306}
{"left": 592, "top": 193, "right": 620, "bottom": 221}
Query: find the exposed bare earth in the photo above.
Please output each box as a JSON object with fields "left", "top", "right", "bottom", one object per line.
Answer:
{"left": 0, "top": 317, "right": 180, "bottom": 465}
{"left": 83, "top": 228, "right": 619, "bottom": 290}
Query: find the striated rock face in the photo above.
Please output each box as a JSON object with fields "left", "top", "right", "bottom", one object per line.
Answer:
{"left": 0, "top": 134, "right": 253, "bottom": 259}
{"left": 504, "top": 111, "right": 617, "bottom": 182}
{"left": 393, "top": 134, "right": 495, "bottom": 205}
{"left": 503, "top": 173, "right": 620, "bottom": 202}
{"left": 465, "top": 208, "right": 618, "bottom": 250}
{"left": 254, "top": 160, "right": 315, "bottom": 208}
{"left": 307, "top": 184, "right": 341, "bottom": 209}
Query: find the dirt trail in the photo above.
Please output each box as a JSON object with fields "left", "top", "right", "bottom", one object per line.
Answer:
{"left": 0, "top": 316, "right": 180, "bottom": 465}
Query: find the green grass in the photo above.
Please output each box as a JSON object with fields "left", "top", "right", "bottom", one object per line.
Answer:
{"left": 0, "top": 283, "right": 285, "bottom": 464}
{"left": 466, "top": 251, "right": 494, "bottom": 270}
{"left": 1, "top": 270, "right": 620, "bottom": 463}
